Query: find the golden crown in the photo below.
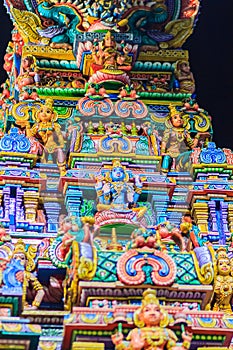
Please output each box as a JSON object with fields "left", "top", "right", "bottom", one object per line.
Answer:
{"left": 142, "top": 289, "right": 160, "bottom": 307}
{"left": 13, "top": 238, "right": 26, "bottom": 255}
{"left": 45, "top": 98, "right": 54, "bottom": 110}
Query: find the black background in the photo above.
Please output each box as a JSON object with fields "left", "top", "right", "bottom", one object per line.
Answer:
{"left": 0, "top": 0, "right": 232, "bottom": 148}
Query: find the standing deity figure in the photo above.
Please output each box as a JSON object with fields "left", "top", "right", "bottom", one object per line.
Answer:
{"left": 206, "top": 247, "right": 233, "bottom": 314}
{"left": 12, "top": 239, "right": 45, "bottom": 310}
{"left": 17, "top": 55, "right": 39, "bottom": 100}
{"left": 28, "top": 98, "right": 66, "bottom": 175}
{"left": 112, "top": 289, "right": 192, "bottom": 350}
{"left": 95, "top": 160, "right": 145, "bottom": 218}
{"left": 161, "top": 105, "right": 199, "bottom": 172}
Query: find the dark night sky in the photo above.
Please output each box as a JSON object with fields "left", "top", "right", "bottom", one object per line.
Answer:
{"left": 0, "top": 1, "right": 232, "bottom": 149}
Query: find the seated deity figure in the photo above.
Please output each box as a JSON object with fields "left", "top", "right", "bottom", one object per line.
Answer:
{"left": 112, "top": 289, "right": 192, "bottom": 350}
{"left": 91, "top": 31, "right": 132, "bottom": 74}
{"left": 95, "top": 160, "right": 146, "bottom": 218}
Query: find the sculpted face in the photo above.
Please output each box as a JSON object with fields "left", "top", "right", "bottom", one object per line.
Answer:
{"left": 217, "top": 257, "right": 231, "bottom": 276}
{"left": 141, "top": 303, "right": 161, "bottom": 327}
{"left": 111, "top": 167, "right": 125, "bottom": 182}
{"left": 171, "top": 114, "right": 183, "bottom": 128}
{"left": 180, "top": 62, "right": 190, "bottom": 73}
{"left": 13, "top": 252, "right": 26, "bottom": 266}
{"left": 38, "top": 105, "right": 54, "bottom": 122}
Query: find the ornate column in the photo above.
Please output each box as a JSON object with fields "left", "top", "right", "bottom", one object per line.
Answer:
{"left": 44, "top": 202, "right": 61, "bottom": 233}
{"left": 192, "top": 202, "right": 209, "bottom": 235}
{"left": 24, "top": 190, "right": 39, "bottom": 222}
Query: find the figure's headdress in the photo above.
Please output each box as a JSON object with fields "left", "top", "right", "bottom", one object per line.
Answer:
{"left": 134, "top": 289, "right": 169, "bottom": 328}
{"left": 13, "top": 238, "right": 26, "bottom": 256}
{"left": 105, "top": 159, "right": 129, "bottom": 182}
{"left": 35, "top": 98, "right": 58, "bottom": 122}
{"left": 216, "top": 247, "right": 228, "bottom": 260}
{"left": 165, "top": 104, "right": 184, "bottom": 128}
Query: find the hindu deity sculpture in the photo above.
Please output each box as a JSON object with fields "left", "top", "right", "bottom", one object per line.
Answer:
{"left": 58, "top": 215, "right": 95, "bottom": 261}
{"left": 179, "top": 214, "right": 203, "bottom": 251}
{"left": 28, "top": 98, "right": 66, "bottom": 174}
{"left": 174, "top": 60, "right": 195, "bottom": 94}
{"left": 111, "top": 289, "right": 192, "bottom": 350}
{"left": 17, "top": 55, "right": 39, "bottom": 100}
{"left": 12, "top": 239, "right": 45, "bottom": 310}
{"left": 160, "top": 105, "right": 200, "bottom": 173}
{"left": 95, "top": 160, "right": 146, "bottom": 218}
{"left": 206, "top": 247, "right": 233, "bottom": 314}
{"left": 91, "top": 32, "right": 132, "bottom": 74}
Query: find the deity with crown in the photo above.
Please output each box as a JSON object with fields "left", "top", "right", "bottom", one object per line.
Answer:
{"left": 161, "top": 105, "right": 200, "bottom": 173}
{"left": 10, "top": 239, "right": 45, "bottom": 310}
{"left": 94, "top": 160, "right": 146, "bottom": 228}
{"left": 111, "top": 289, "right": 192, "bottom": 350}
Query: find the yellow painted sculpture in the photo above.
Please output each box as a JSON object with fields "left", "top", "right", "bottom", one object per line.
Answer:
{"left": 111, "top": 289, "right": 192, "bottom": 350}
{"left": 206, "top": 247, "right": 233, "bottom": 314}
{"left": 28, "top": 98, "right": 66, "bottom": 174}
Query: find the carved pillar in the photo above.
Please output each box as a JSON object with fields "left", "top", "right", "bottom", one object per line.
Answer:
{"left": 3, "top": 187, "right": 10, "bottom": 220}
{"left": 208, "top": 201, "right": 217, "bottom": 232}
{"left": 44, "top": 202, "right": 61, "bottom": 233}
{"left": 16, "top": 187, "right": 24, "bottom": 221}
{"left": 24, "top": 190, "right": 39, "bottom": 222}
{"left": 221, "top": 201, "right": 229, "bottom": 234}
{"left": 192, "top": 202, "right": 209, "bottom": 235}
{"left": 152, "top": 193, "right": 170, "bottom": 224}
{"left": 65, "top": 186, "right": 82, "bottom": 217}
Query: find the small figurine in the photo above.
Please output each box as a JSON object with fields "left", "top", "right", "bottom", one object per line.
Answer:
{"left": 161, "top": 105, "right": 200, "bottom": 172}
{"left": 174, "top": 60, "right": 195, "bottom": 94}
{"left": 111, "top": 289, "right": 192, "bottom": 350}
{"left": 180, "top": 214, "right": 203, "bottom": 251}
{"left": 28, "top": 98, "right": 66, "bottom": 175}
{"left": 58, "top": 216, "right": 94, "bottom": 261}
{"left": 206, "top": 248, "right": 233, "bottom": 314}
{"left": 12, "top": 239, "right": 45, "bottom": 310}
{"left": 95, "top": 160, "right": 146, "bottom": 218}
{"left": 91, "top": 31, "right": 132, "bottom": 74}
{"left": 17, "top": 55, "right": 39, "bottom": 100}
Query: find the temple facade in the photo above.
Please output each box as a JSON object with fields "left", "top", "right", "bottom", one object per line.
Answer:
{"left": 0, "top": 0, "right": 232, "bottom": 349}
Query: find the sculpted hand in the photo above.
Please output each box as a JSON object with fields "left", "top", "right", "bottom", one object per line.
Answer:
{"left": 16, "top": 270, "right": 24, "bottom": 283}
{"left": 130, "top": 330, "right": 144, "bottom": 350}
{"left": 111, "top": 332, "right": 124, "bottom": 346}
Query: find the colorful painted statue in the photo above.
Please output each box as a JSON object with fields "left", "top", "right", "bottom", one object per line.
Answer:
{"left": 17, "top": 55, "right": 39, "bottom": 100}
{"left": 28, "top": 98, "right": 66, "bottom": 174}
{"left": 12, "top": 239, "right": 45, "bottom": 310}
{"left": 58, "top": 215, "right": 95, "bottom": 261}
{"left": 206, "top": 247, "right": 233, "bottom": 314}
{"left": 111, "top": 289, "right": 192, "bottom": 350}
{"left": 95, "top": 160, "right": 145, "bottom": 217}
{"left": 179, "top": 214, "right": 203, "bottom": 251}
{"left": 91, "top": 31, "right": 132, "bottom": 75}
{"left": 161, "top": 105, "right": 200, "bottom": 172}
{"left": 174, "top": 60, "right": 195, "bottom": 94}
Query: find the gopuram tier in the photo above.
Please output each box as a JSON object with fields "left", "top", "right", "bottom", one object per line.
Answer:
{"left": 0, "top": 0, "right": 232, "bottom": 349}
